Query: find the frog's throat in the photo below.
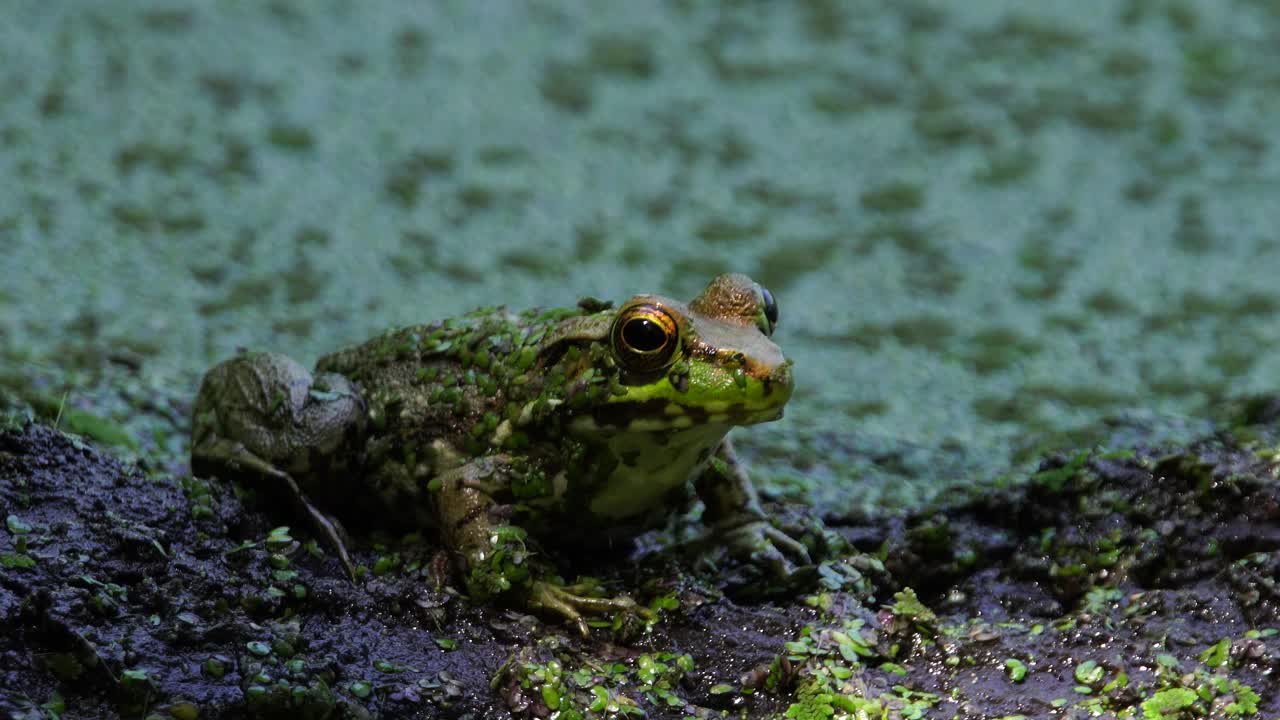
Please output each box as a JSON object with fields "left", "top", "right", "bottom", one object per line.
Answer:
{"left": 586, "top": 423, "right": 730, "bottom": 520}
{"left": 567, "top": 398, "right": 784, "bottom": 433}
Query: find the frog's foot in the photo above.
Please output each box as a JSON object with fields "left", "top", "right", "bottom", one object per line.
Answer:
{"left": 704, "top": 518, "right": 812, "bottom": 579}
{"left": 527, "top": 580, "right": 650, "bottom": 638}
{"left": 192, "top": 437, "right": 358, "bottom": 581}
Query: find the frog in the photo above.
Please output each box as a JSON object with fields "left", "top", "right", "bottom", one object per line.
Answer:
{"left": 190, "top": 273, "right": 808, "bottom": 633}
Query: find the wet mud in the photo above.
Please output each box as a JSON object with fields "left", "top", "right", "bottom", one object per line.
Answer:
{"left": 1, "top": 417, "right": 1277, "bottom": 718}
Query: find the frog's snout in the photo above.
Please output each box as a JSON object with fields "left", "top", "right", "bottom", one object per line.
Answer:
{"left": 764, "top": 360, "right": 795, "bottom": 400}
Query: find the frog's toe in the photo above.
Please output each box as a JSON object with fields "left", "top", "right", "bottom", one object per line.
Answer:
{"left": 762, "top": 524, "right": 812, "bottom": 566}
{"left": 527, "top": 581, "right": 647, "bottom": 637}
{"left": 192, "top": 439, "right": 358, "bottom": 581}
{"left": 529, "top": 582, "right": 591, "bottom": 637}
{"left": 282, "top": 473, "right": 358, "bottom": 581}
{"left": 722, "top": 520, "right": 812, "bottom": 578}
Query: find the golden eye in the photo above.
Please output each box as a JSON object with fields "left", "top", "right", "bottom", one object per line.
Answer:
{"left": 611, "top": 303, "right": 679, "bottom": 372}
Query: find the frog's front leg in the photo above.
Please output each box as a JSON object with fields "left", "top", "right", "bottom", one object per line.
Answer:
{"left": 694, "top": 437, "right": 811, "bottom": 577}
{"left": 434, "top": 456, "right": 642, "bottom": 636}
{"left": 190, "top": 352, "right": 367, "bottom": 577}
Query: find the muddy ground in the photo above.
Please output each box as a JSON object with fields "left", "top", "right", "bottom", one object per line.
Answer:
{"left": 1, "top": 408, "right": 1278, "bottom": 719}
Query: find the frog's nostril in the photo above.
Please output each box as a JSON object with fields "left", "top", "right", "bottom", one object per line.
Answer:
{"left": 772, "top": 363, "right": 794, "bottom": 387}
{"left": 759, "top": 363, "right": 794, "bottom": 401}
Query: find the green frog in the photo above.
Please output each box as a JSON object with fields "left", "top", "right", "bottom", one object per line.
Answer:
{"left": 191, "top": 273, "right": 808, "bottom": 632}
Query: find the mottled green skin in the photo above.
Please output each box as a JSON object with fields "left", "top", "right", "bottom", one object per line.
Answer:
{"left": 191, "top": 274, "right": 805, "bottom": 620}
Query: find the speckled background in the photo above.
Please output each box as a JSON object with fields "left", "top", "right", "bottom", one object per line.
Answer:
{"left": 4, "top": 0, "right": 1279, "bottom": 512}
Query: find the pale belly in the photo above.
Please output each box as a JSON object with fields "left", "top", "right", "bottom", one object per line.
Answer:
{"left": 586, "top": 424, "right": 730, "bottom": 520}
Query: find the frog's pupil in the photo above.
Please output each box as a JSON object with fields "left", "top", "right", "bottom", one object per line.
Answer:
{"left": 762, "top": 287, "right": 778, "bottom": 328}
{"left": 623, "top": 318, "right": 668, "bottom": 352}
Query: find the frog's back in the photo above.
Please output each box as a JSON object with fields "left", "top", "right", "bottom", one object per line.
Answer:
{"left": 314, "top": 306, "right": 581, "bottom": 464}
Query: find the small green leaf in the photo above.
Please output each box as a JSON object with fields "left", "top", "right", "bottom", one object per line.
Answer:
{"left": 265, "top": 526, "right": 293, "bottom": 550}
{"left": 541, "top": 684, "right": 562, "bottom": 710}
{"left": 202, "top": 657, "right": 226, "bottom": 679}
{"left": 6, "top": 514, "right": 32, "bottom": 534}
{"left": 1142, "top": 687, "right": 1196, "bottom": 718}
{"left": 1074, "top": 659, "right": 1104, "bottom": 685}
{"left": 1198, "top": 638, "right": 1230, "bottom": 668}
{"left": 589, "top": 686, "right": 609, "bottom": 712}
{"left": 1, "top": 553, "right": 35, "bottom": 569}
{"left": 349, "top": 681, "right": 372, "bottom": 699}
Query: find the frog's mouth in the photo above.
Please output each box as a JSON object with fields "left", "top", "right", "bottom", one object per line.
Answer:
{"left": 570, "top": 398, "right": 785, "bottom": 434}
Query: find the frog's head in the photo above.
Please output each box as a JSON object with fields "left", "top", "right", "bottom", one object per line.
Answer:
{"left": 549, "top": 273, "right": 794, "bottom": 433}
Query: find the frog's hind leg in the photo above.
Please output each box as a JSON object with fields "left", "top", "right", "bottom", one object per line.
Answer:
{"left": 432, "top": 456, "right": 516, "bottom": 596}
{"left": 191, "top": 352, "right": 368, "bottom": 579}
{"left": 433, "top": 455, "right": 649, "bottom": 636}
{"left": 195, "top": 435, "right": 358, "bottom": 578}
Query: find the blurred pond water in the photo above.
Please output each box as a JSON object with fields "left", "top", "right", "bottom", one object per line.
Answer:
{"left": 3, "top": 0, "right": 1278, "bottom": 512}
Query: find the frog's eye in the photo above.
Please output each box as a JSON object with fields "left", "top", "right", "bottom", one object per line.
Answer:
{"left": 611, "top": 303, "right": 680, "bottom": 372}
{"left": 758, "top": 285, "right": 778, "bottom": 336}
